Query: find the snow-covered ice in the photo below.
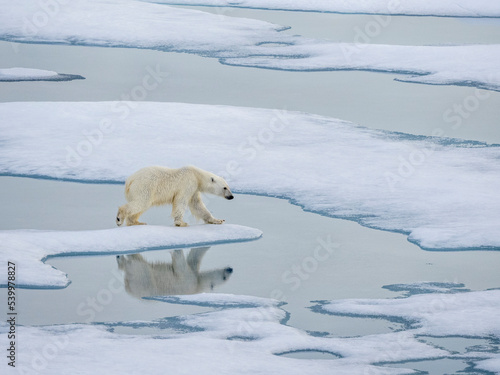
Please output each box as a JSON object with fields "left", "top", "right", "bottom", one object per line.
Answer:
{"left": 313, "top": 284, "right": 500, "bottom": 373}
{"left": 0, "top": 0, "right": 288, "bottom": 55}
{"left": 147, "top": 0, "right": 500, "bottom": 18}
{"left": 0, "top": 224, "right": 262, "bottom": 288}
{"left": 316, "top": 287, "right": 500, "bottom": 338}
{"left": 0, "top": 67, "right": 83, "bottom": 82}
{"left": 1, "top": 101, "right": 499, "bottom": 251}
{"left": 1, "top": 294, "right": 449, "bottom": 375}
{"left": 1, "top": 0, "right": 500, "bottom": 91}
{"left": 223, "top": 43, "right": 500, "bottom": 92}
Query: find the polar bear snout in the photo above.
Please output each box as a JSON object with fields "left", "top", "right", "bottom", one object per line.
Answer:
{"left": 223, "top": 267, "right": 233, "bottom": 281}
{"left": 222, "top": 186, "right": 234, "bottom": 200}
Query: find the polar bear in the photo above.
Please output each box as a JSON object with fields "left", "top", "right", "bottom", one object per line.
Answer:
{"left": 116, "top": 165, "right": 234, "bottom": 227}
{"left": 116, "top": 247, "right": 233, "bottom": 297}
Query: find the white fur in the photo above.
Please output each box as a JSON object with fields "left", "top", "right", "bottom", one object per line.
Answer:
{"left": 116, "top": 165, "right": 233, "bottom": 227}
{"left": 116, "top": 247, "right": 233, "bottom": 297}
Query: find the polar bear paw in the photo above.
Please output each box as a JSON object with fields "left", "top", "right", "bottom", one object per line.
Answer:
{"left": 207, "top": 218, "right": 225, "bottom": 225}
{"left": 175, "top": 221, "right": 189, "bottom": 227}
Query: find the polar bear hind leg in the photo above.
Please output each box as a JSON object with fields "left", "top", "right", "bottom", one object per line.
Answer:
{"left": 172, "top": 196, "right": 189, "bottom": 227}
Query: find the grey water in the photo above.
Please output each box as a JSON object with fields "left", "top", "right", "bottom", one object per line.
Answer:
{"left": 2, "top": 7, "right": 500, "bottom": 374}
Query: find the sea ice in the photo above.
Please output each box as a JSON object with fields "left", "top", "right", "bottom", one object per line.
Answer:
{"left": 0, "top": 0, "right": 288, "bottom": 55}
{"left": 222, "top": 43, "right": 500, "bottom": 92}
{"left": 0, "top": 224, "right": 262, "bottom": 288}
{"left": 1, "top": 294, "right": 449, "bottom": 375}
{"left": 1, "top": 0, "right": 499, "bottom": 91}
{"left": 0, "top": 67, "right": 83, "bottom": 82}
{"left": 146, "top": 0, "right": 500, "bottom": 18}
{"left": 1, "top": 101, "right": 499, "bottom": 251}
{"left": 314, "top": 285, "right": 500, "bottom": 373}
{"left": 316, "top": 288, "right": 500, "bottom": 338}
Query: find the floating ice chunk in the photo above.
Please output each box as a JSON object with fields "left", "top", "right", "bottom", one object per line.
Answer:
{"left": 223, "top": 43, "right": 500, "bottom": 92}
{"left": 0, "top": 67, "right": 84, "bottom": 82}
{"left": 314, "top": 286, "right": 500, "bottom": 372}
{"left": 0, "top": 224, "right": 262, "bottom": 288}
{"left": 147, "top": 0, "right": 500, "bottom": 18}
{"left": 476, "top": 355, "right": 500, "bottom": 373}
{"left": 316, "top": 289, "right": 500, "bottom": 338}
{"left": 1, "top": 101, "right": 499, "bottom": 251}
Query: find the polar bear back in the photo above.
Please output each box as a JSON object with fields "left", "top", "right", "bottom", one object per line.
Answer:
{"left": 125, "top": 166, "right": 201, "bottom": 207}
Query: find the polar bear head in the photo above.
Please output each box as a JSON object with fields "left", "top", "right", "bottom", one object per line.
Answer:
{"left": 198, "top": 267, "right": 234, "bottom": 291}
{"left": 207, "top": 175, "right": 234, "bottom": 200}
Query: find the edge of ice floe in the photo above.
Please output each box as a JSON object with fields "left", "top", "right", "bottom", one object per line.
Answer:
{"left": 0, "top": 224, "right": 263, "bottom": 289}
{"left": 145, "top": 293, "right": 283, "bottom": 308}
{"left": 0, "top": 68, "right": 84, "bottom": 82}
{"left": 141, "top": 0, "right": 500, "bottom": 18}
{"left": 219, "top": 61, "right": 500, "bottom": 93}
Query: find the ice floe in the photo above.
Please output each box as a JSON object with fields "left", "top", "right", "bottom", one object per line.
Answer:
{"left": 222, "top": 43, "right": 500, "bottom": 92}
{"left": 1, "top": 1, "right": 499, "bottom": 91}
{"left": 0, "top": 224, "right": 262, "bottom": 288}
{"left": 0, "top": 67, "right": 84, "bottom": 82}
{"left": 0, "top": 0, "right": 288, "bottom": 55}
{"left": 1, "top": 294, "right": 449, "bottom": 375}
{"left": 148, "top": 0, "right": 500, "bottom": 18}
{"left": 315, "top": 287, "right": 500, "bottom": 338}
{"left": 1, "top": 101, "right": 499, "bottom": 251}
{"left": 313, "top": 284, "right": 500, "bottom": 373}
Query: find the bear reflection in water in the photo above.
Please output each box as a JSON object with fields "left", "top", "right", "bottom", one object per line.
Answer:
{"left": 116, "top": 247, "right": 233, "bottom": 298}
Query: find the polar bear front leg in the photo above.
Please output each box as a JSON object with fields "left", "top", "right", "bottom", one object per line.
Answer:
{"left": 171, "top": 250, "right": 188, "bottom": 272}
{"left": 189, "top": 192, "right": 225, "bottom": 225}
{"left": 172, "top": 197, "right": 189, "bottom": 227}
